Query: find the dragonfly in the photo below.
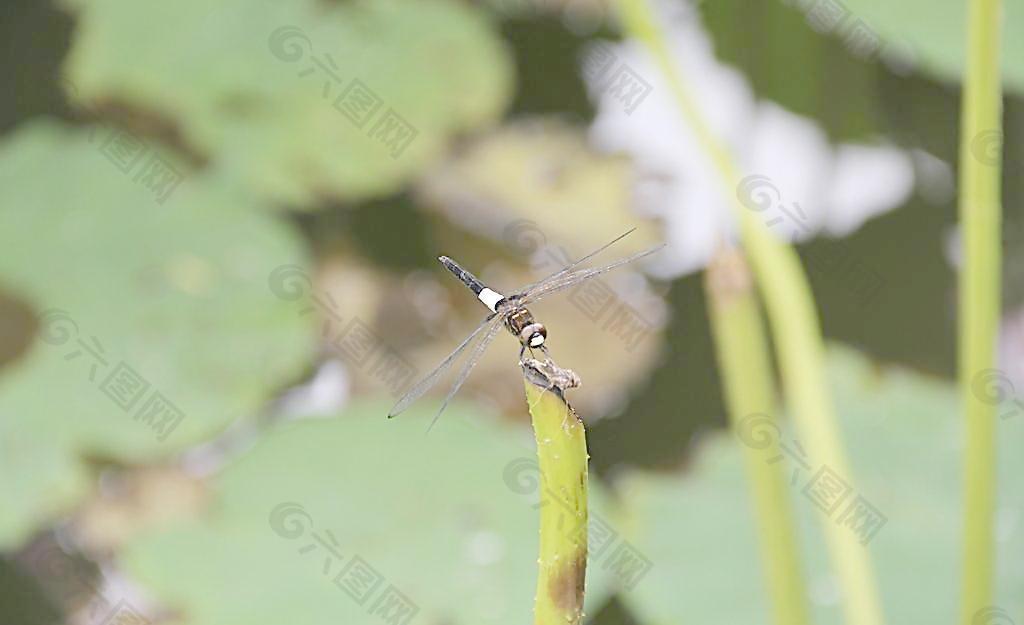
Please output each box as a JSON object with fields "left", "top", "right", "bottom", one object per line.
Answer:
{"left": 387, "top": 229, "right": 665, "bottom": 429}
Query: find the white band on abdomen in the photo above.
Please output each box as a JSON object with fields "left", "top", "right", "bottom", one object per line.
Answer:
{"left": 478, "top": 288, "right": 504, "bottom": 312}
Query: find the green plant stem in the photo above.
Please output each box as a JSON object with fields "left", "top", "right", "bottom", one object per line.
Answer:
{"left": 958, "top": 0, "right": 1004, "bottom": 621}
{"left": 612, "top": 2, "right": 883, "bottom": 623}
{"left": 706, "top": 247, "right": 811, "bottom": 625}
{"left": 523, "top": 374, "right": 588, "bottom": 625}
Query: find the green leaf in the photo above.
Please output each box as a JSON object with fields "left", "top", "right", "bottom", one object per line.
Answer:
{"left": 617, "top": 346, "right": 1024, "bottom": 624}
{"left": 61, "top": 0, "right": 513, "bottom": 206}
{"left": 835, "top": 0, "right": 1024, "bottom": 92}
{"left": 702, "top": 0, "right": 1023, "bottom": 146}
{"left": 120, "top": 401, "right": 619, "bottom": 625}
{"left": 0, "top": 121, "right": 315, "bottom": 547}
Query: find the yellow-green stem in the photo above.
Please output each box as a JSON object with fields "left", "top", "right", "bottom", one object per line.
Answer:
{"left": 706, "top": 247, "right": 811, "bottom": 625}
{"left": 613, "top": 1, "right": 883, "bottom": 623}
{"left": 524, "top": 377, "right": 588, "bottom": 625}
{"left": 958, "top": 0, "right": 1003, "bottom": 621}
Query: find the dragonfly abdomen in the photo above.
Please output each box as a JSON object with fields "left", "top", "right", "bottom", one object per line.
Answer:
{"left": 438, "top": 255, "right": 505, "bottom": 312}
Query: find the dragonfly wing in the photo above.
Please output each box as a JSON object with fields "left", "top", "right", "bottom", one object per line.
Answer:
{"left": 516, "top": 228, "right": 637, "bottom": 295}
{"left": 426, "top": 316, "right": 506, "bottom": 432}
{"left": 388, "top": 313, "right": 499, "bottom": 418}
{"left": 517, "top": 243, "right": 666, "bottom": 304}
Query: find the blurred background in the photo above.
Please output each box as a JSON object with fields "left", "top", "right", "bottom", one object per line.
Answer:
{"left": 0, "top": 0, "right": 1021, "bottom": 623}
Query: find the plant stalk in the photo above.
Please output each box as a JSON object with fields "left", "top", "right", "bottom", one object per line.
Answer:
{"left": 612, "top": 1, "right": 884, "bottom": 623}
{"left": 958, "top": 0, "right": 1003, "bottom": 621}
{"left": 523, "top": 368, "right": 589, "bottom": 625}
{"left": 706, "top": 247, "right": 811, "bottom": 625}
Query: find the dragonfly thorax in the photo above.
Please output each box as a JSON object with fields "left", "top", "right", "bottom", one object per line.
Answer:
{"left": 503, "top": 306, "right": 547, "bottom": 348}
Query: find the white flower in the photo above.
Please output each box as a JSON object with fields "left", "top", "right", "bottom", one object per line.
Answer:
{"left": 583, "top": 7, "right": 915, "bottom": 278}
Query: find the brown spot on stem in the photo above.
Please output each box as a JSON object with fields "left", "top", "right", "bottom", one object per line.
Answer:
{"left": 547, "top": 549, "right": 587, "bottom": 619}
{"left": 706, "top": 244, "right": 753, "bottom": 307}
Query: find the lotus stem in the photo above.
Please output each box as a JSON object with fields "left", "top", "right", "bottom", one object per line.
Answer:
{"left": 612, "top": 1, "right": 883, "bottom": 623}
{"left": 522, "top": 360, "right": 589, "bottom": 625}
{"left": 706, "top": 246, "right": 811, "bottom": 625}
{"left": 957, "top": 0, "right": 1003, "bottom": 621}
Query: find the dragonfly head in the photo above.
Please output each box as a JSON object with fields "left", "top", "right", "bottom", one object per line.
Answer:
{"left": 519, "top": 322, "right": 547, "bottom": 348}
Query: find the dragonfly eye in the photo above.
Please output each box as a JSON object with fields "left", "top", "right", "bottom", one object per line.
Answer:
{"left": 522, "top": 323, "right": 546, "bottom": 347}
